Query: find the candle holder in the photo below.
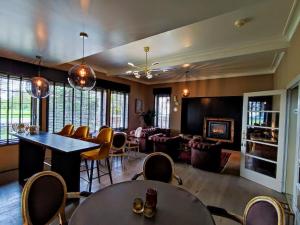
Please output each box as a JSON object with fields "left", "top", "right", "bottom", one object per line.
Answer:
{"left": 143, "top": 188, "right": 157, "bottom": 218}
{"left": 143, "top": 201, "right": 155, "bottom": 218}
{"left": 132, "top": 198, "right": 144, "bottom": 214}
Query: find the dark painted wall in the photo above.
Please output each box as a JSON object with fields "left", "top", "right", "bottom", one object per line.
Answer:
{"left": 181, "top": 96, "right": 243, "bottom": 150}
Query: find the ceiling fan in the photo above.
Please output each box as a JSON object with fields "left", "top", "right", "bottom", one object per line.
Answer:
{"left": 126, "top": 46, "right": 168, "bottom": 79}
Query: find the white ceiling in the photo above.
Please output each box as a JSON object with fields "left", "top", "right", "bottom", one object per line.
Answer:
{"left": 0, "top": 0, "right": 298, "bottom": 84}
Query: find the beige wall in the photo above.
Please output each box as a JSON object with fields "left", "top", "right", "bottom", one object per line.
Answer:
{"left": 149, "top": 74, "right": 274, "bottom": 132}
{"left": 274, "top": 24, "right": 300, "bottom": 89}
{"left": 273, "top": 24, "right": 300, "bottom": 195}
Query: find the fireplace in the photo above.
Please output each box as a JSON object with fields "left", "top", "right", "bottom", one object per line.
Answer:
{"left": 204, "top": 117, "right": 234, "bottom": 143}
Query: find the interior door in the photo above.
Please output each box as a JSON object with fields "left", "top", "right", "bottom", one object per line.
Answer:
{"left": 240, "top": 90, "right": 286, "bottom": 192}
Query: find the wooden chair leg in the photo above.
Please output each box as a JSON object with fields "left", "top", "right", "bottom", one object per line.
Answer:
{"left": 96, "top": 160, "right": 101, "bottom": 184}
{"left": 106, "top": 157, "right": 113, "bottom": 184}
{"left": 88, "top": 160, "right": 94, "bottom": 192}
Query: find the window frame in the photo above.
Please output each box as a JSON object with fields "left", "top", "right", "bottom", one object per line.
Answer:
{"left": 47, "top": 82, "right": 107, "bottom": 133}
{"left": 109, "top": 90, "right": 129, "bottom": 130}
{"left": 154, "top": 93, "right": 171, "bottom": 129}
{"left": 0, "top": 73, "right": 40, "bottom": 146}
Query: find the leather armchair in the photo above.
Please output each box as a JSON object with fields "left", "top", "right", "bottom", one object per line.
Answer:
{"left": 189, "top": 137, "right": 222, "bottom": 172}
{"left": 150, "top": 134, "right": 182, "bottom": 161}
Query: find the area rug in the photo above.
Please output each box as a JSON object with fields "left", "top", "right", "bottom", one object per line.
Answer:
{"left": 220, "top": 151, "right": 231, "bottom": 171}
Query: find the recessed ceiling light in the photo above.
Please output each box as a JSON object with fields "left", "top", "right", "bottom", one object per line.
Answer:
{"left": 128, "top": 62, "right": 135, "bottom": 67}
{"left": 183, "top": 64, "right": 190, "bottom": 68}
{"left": 234, "top": 18, "right": 251, "bottom": 28}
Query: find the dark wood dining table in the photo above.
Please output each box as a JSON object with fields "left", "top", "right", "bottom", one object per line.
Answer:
{"left": 11, "top": 132, "right": 100, "bottom": 192}
{"left": 69, "top": 180, "right": 216, "bottom": 225}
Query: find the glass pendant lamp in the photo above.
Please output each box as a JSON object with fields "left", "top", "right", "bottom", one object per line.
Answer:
{"left": 68, "top": 32, "right": 96, "bottom": 91}
{"left": 26, "top": 56, "right": 50, "bottom": 98}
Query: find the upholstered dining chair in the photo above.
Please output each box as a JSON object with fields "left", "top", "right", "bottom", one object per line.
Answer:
{"left": 207, "top": 196, "right": 285, "bottom": 225}
{"left": 126, "top": 126, "right": 143, "bottom": 156}
{"left": 22, "top": 171, "right": 67, "bottom": 225}
{"left": 81, "top": 127, "right": 114, "bottom": 192}
{"left": 131, "top": 152, "right": 183, "bottom": 185}
{"left": 69, "top": 126, "right": 89, "bottom": 139}
{"left": 109, "top": 132, "right": 128, "bottom": 166}
{"left": 56, "top": 124, "right": 74, "bottom": 136}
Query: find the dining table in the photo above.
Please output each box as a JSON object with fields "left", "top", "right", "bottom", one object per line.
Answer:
{"left": 11, "top": 132, "right": 100, "bottom": 192}
{"left": 69, "top": 180, "right": 215, "bottom": 225}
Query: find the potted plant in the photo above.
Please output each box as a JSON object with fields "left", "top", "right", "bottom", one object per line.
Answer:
{"left": 140, "top": 110, "right": 156, "bottom": 127}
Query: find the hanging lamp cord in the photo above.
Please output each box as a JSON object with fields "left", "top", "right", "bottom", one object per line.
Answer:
{"left": 145, "top": 50, "right": 148, "bottom": 73}
{"left": 82, "top": 35, "right": 85, "bottom": 64}
{"left": 37, "top": 56, "right": 42, "bottom": 77}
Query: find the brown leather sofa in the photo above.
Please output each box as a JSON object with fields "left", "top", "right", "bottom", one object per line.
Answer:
{"left": 128, "top": 127, "right": 170, "bottom": 152}
{"left": 150, "top": 134, "right": 182, "bottom": 161}
{"left": 189, "top": 137, "right": 222, "bottom": 172}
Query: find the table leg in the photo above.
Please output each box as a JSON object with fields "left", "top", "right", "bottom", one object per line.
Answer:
{"left": 18, "top": 139, "right": 45, "bottom": 185}
{"left": 51, "top": 151, "right": 81, "bottom": 192}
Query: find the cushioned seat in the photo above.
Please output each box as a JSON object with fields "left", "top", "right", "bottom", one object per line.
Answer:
{"left": 81, "top": 127, "right": 114, "bottom": 192}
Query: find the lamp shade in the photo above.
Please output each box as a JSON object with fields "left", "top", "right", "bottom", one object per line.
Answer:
{"left": 26, "top": 77, "right": 50, "bottom": 98}
{"left": 68, "top": 63, "right": 96, "bottom": 91}
{"left": 182, "top": 88, "right": 190, "bottom": 97}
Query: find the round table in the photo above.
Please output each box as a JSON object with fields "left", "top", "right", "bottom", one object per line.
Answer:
{"left": 69, "top": 180, "right": 215, "bottom": 225}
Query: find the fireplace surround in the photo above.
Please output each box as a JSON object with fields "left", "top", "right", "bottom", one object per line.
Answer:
{"left": 203, "top": 117, "right": 234, "bottom": 143}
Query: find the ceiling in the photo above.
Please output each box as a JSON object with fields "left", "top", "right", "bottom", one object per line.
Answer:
{"left": 0, "top": 0, "right": 299, "bottom": 84}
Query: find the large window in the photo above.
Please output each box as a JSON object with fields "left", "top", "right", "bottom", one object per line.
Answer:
{"left": 154, "top": 94, "right": 170, "bottom": 129}
{"left": 48, "top": 82, "right": 107, "bottom": 133}
{"left": 0, "top": 74, "right": 40, "bottom": 144}
{"left": 110, "top": 91, "right": 128, "bottom": 130}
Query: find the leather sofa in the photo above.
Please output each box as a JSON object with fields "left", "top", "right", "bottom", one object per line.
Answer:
{"left": 128, "top": 127, "right": 170, "bottom": 152}
{"left": 149, "top": 134, "right": 182, "bottom": 161}
{"left": 189, "top": 137, "right": 222, "bottom": 172}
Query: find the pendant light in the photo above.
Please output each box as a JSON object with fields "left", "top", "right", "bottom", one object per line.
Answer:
{"left": 182, "top": 70, "right": 190, "bottom": 97}
{"left": 68, "top": 32, "right": 96, "bottom": 91}
{"left": 26, "top": 56, "right": 50, "bottom": 98}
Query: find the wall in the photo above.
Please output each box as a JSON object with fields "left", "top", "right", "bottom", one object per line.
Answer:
{"left": 181, "top": 96, "right": 243, "bottom": 150}
{"left": 150, "top": 74, "right": 274, "bottom": 132}
{"left": 273, "top": 24, "right": 300, "bottom": 196}
{"left": 274, "top": 24, "right": 300, "bottom": 89}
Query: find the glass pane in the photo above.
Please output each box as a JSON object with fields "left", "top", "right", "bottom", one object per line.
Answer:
{"left": 246, "top": 141, "right": 277, "bottom": 161}
{"left": 89, "top": 90, "right": 96, "bottom": 132}
{"left": 155, "top": 94, "right": 170, "bottom": 129}
{"left": 48, "top": 83, "right": 54, "bottom": 132}
{"left": 64, "top": 86, "right": 73, "bottom": 125}
{"left": 247, "top": 126, "right": 278, "bottom": 145}
{"left": 247, "top": 95, "right": 280, "bottom": 129}
{"left": 245, "top": 155, "right": 276, "bottom": 178}
{"left": 54, "top": 84, "right": 64, "bottom": 132}
{"left": 81, "top": 91, "right": 89, "bottom": 126}
{"left": 74, "top": 89, "right": 81, "bottom": 128}
{"left": 110, "top": 91, "right": 128, "bottom": 129}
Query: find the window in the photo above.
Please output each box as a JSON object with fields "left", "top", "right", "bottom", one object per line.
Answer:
{"left": 248, "top": 101, "right": 265, "bottom": 126}
{"left": 48, "top": 82, "right": 107, "bottom": 133}
{"left": 154, "top": 94, "right": 170, "bottom": 129}
{"left": 110, "top": 91, "right": 128, "bottom": 129}
{"left": 0, "top": 74, "right": 40, "bottom": 144}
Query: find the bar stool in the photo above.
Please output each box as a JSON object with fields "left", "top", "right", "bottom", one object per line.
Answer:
{"left": 81, "top": 127, "right": 114, "bottom": 192}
